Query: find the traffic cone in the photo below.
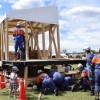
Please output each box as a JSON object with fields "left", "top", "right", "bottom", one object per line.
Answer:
{"left": 0, "top": 74, "right": 5, "bottom": 89}
{"left": 18, "top": 78, "right": 27, "bottom": 100}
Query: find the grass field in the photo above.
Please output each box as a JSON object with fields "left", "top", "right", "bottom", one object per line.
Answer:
{"left": 0, "top": 89, "right": 95, "bottom": 100}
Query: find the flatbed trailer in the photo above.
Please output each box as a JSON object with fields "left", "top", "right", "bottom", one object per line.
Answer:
{"left": 2, "top": 59, "right": 86, "bottom": 66}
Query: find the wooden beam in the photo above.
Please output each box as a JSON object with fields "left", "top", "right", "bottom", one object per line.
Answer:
{"left": 51, "top": 25, "right": 58, "bottom": 56}
{"left": 8, "top": 19, "right": 23, "bottom": 22}
{"left": 34, "top": 33, "right": 38, "bottom": 50}
{"left": 8, "top": 24, "right": 41, "bottom": 31}
{"left": 49, "top": 29, "right": 52, "bottom": 58}
{"left": 57, "top": 25, "right": 60, "bottom": 58}
{"left": 47, "top": 25, "right": 57, "bottom": 56}
{"left": 30, "top": 35, "right": 33, "bottom": 50}
{"left": 42, "top": 23, "right": 45, "bottom": 57}
{"left": 3, "top": 22, "right": 5, "bottom": 59}
{"left": 0, "top": 23, "right": 3, "bottom": 61}
{"left": 35, "top": 22, "right": 41, "bottom": 27}
{"left": 25, "top": 21, "right": 29, "bottom": 60}
{"left": 24, "top": 67, "right": 28, "bottom": 88}
{"left": 5, "top": 18, "right": 9, "bottom": 60}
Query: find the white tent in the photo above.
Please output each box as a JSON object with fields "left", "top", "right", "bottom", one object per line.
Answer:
{"left": 0, "top": 5, "right": 59, "bottom": 24}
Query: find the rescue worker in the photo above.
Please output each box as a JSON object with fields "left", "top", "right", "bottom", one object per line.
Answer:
{"left": 77, "top": 63, "right": 90, "bottom": 91}
{"left": 49, "top": 69, "right": 63, "bottom": 89}
{"left": 35, "top": 70, "right": 58, "bottom": 96}
{"left": 92, "top": 49, "right": 100, "bottom": 100}
{"left": 13, "top": 23, "right": 25, "bottom": 60}
{"left": 83, "top": 46, "right": 94, "bottom": 95}
{"left": 49, "top": 69, "right": 72, "bottom": 91}
{"left": 63, "top": 76, "right": 73, "bottom": 91}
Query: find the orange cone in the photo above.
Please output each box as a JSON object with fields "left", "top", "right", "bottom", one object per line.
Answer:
{"left": 18, "top": 78, "right": 27, "bottom": 100}
{"left": 0, "top": 74, "right": 5, "bottom": 89}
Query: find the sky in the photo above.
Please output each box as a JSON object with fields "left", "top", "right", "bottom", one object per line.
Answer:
{"left": 0, "top": 0, "right": 100, "bottom": 52}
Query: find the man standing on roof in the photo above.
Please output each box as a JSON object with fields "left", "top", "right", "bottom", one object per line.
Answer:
{"left": 13, "top": 23, "right": 25, "bottom": 60}
{"left": 83, "top": 46, "right": 94, "bottom": 95}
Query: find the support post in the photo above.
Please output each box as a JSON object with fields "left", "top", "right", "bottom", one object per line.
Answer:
{"left": 57, "top": 25, "right": 60, "bottom": 58}
{"left": 31, "top": 34, "right": 33, "bottom": 50}
{"left": 49, "top": 29, "right": 52, "bottom": 58}
{"left": 5, "top": 18, "right": 9, "bottom": 60}
{"left": 24, "top": 67, "right": 28, "bottom": 88}
{"left": 1, "top": 23, "right": 3, "bottom": 61}
{"left": 42, "top": 23, "right": 45, "bottom": 57}
{"left": 25, "top": 21, "right": 29, "bottom": 60}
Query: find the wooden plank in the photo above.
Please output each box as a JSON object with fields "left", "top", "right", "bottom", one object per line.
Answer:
{"left": 0, "top": 23, "right": 2, "bottom": 60}
{"left": 47, "top": 25, "right": 57, "bottom": 56}
{"left": 25, "top": 21, "right": 29, "bottom": 60}
{"left": 51, "top": 25, "right": 58, "bottom": 56}
{"left": 57, "top": 25, "right": 60, "bottom": 58}
{"left": 3, "top": 23, "right": 5, "bottom": 59}
{"left": 5, "top": 18, "right": 9, "bottom": 60}
{"left": 34, "top": 33, "right": 38, "bottom": 50}
{"left": 24, "top": 67, "right": 28, "bottom": 88}
{"left": 1, "top": 23, "right": 4, "bottom": 61}
{"left": 42, "top": 23, "right": 45, "bottom": 57}
{"left": 49, "top": 29, "right": 52, "bottom": 58}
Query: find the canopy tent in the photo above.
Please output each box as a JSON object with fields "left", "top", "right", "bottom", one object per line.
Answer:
{"left": 0, "top": 5, "right": 59, "bottom": 24}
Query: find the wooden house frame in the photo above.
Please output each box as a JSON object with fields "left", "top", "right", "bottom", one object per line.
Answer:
{"left": 0, "top": 6, "right": 60, "bottom": 61}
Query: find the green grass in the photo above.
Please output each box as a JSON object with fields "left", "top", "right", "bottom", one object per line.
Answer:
{"left": 0, "top": 89, "right": 96, "bottom": 100}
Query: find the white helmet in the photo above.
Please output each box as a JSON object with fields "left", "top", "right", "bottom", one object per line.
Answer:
{"left": 12, "top": 66, "right": 19, "bottom": 71}
{"left": 77, "top": 63, "right": 83, "bottom": 68}
{"left": 37, "top": 70, "right": 43, "bottom": 75}
{"left": 16, "top": 23, "right": 21, "bottom": 27}
{"left": 83, "top": 46, "right": 91, "bottom": 51}
{"left": 33, "top": 85, "right": 37, "bottom": 90}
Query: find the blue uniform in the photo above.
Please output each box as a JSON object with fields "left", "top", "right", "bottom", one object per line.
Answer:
{"left": 92, "top": 54, "right": 100, "bottom": 94}
{"left": 86, "top": 53, "right": 94, "bottom": 78}
{"left": 13, "top": 28, "right": 25, "bottom": 59}
{"left": 49, "top": 71, "right": 72, "bottom": 90}
{"left": 63, "top": 76, "right": 72, "bottom": 90}
{"left": 85, "top": 53, "right": 94, "bottom": 92}
{"left": 49, "top": 71, "right": 63, "bottom": 87}
{"left": 36, "top": 73, "right": 57, "bottom": 93}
